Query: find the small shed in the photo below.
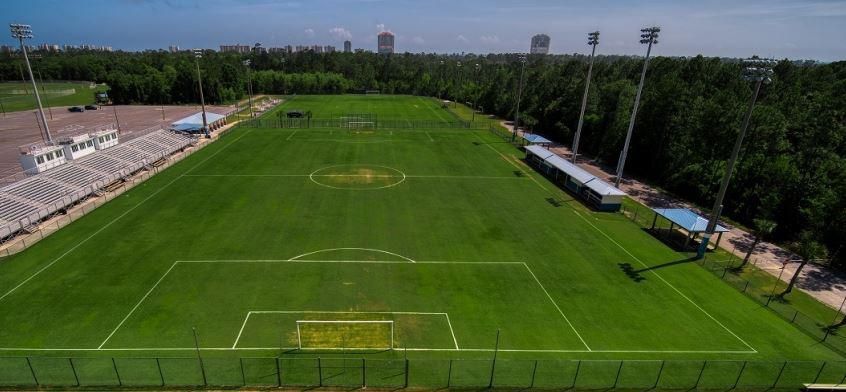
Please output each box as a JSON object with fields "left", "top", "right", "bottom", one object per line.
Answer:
{"left": 524, "top": 145, "right": 626, "bottom": 211}
{"left": 650, "top": 208, "right": 729, "bottom": 250}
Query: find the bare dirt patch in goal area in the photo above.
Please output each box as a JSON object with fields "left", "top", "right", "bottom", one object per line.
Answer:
{"left": 309, "top": 164, "right": 406, "bottom": 190}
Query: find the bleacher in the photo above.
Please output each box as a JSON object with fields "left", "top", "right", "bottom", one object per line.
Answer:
{"left": 0, "top": 130, "right": 195, "bottom": 239}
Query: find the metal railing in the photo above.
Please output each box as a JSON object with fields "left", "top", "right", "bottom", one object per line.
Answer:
{"left": 1, "top": 356, "right": 843, "bottom": 389}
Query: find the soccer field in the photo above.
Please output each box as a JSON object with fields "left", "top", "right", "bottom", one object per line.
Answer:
{"left": 0, "top": 81, "right": 107, "bottom": 112}
{"left": 0, "top": 95, "right": 843, "bottom": 388}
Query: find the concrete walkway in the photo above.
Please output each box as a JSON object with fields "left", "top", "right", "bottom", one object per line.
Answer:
{"left": 502, "top": 121, "right": 846, "bottom": 311}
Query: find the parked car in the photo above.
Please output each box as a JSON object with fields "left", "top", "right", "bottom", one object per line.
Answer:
{"left": 84, "top": 104, "right": 98, "bottom": 110}
{"left": 68, "top": 106, "right": 84, "bottom": 112}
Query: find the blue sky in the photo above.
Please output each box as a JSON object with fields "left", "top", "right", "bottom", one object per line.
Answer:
{"left": 2, "top": 0, "right": 845, "bottom": 61}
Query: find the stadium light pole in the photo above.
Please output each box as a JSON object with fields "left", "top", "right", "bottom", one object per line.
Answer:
{"left": 511, "top": 53, "right": 527, "bottom": 142}
{"left": 243, "top": 59, "right": 254, "bottom": 118}
{"left": 193, "top": 49, "right": 209, "bottom": 138}
{"left": 614, "top": 26, "right": 660, "bottom": 188}
{"left": 571, "top": 31, "right": 599, "bottom": 163}
{"left": 473, "top": 63, "right": 481, "bottom": 121}
{"left": 696, "top": 57, "right": 775, "bottom": 259}
{"left": 11, "top": 23, "right": 52, "bottom": 143}
{"left": 455, "top": 61, "right": 462, "bottom": 107}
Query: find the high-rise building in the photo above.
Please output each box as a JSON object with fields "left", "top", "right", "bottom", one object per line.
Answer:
{"left": 324, "top": 45, "right": 335, "bottom": 53}
{"left": 530, "top": 34, "right": 550, "bottom": 54}
{"left": 168, "top": 45, "right": 180, "bottom": 53}
{"left": 377, "top": 31, "right": 394, "bottom": 54}
{"left": 311, "top": 45, "right": 324, "bottom": 53}
{"left": 0, "top": 45, "right": 14, "bottom": 54}
{"left": 344, "top": 40, "right": 351, "bottom": 53}
{"left": 295, "top": 45, "right": 308, "bottom": 52}
{"left": 219, "top": 44, "right": 251, "bottom": 53}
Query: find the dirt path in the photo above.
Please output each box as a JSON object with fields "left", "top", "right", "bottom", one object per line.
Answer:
{"left": 501, "top": 121, "right": 846, "bottom": 311}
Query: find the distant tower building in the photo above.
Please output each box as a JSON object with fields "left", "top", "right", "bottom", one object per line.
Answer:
{"left": 169, "top": 45, "right": 180, "bottom": 53}
{"left": 377, "top": 31, "right": 394, "bottom": 54}
{"left": 344, "top": 40, "right": 351, "bottom": 53}
{"left": 324, "top": 45, "right": 336, "bottom": 53}
{"left": 530, "top": 34, "right": 550, "bottom": 54}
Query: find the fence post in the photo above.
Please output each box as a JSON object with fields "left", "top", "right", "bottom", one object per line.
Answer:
{"left": 68, "top": 358, "right": 80, "bottom": 386}
{"left": 693, "top": 361, "right": 707, "bottom": 389}
{"left": 25, "top": 357, "right": 38, "bottom": 386}
{"left": 112, "top": 358, "right": 122, "bottom": 386}
{"left": 812, "top": 362, "right": 827, "bottom": 384}
{"left": 156, "top": 358, "right": 164, "bottom": 386}
{"left": 361, "top": 358, "right": 366, "bottom": 388}
{"left": 772, "top": 361, "right": 788, "bottom": 389}
{"left": 404, "top": 359, "right": 409, "bottom": 388}
{"left": 317, "top": 357, "right": 323, "bottom": 387}
{"left": 730, "top": 361, "right": 747, "bottom": 390}
{"left": 722, "top": 267, "right": 729, "bottom": 278}
{"left": 239, "top": 358, "right": 246, "bottom": 386}
{"left": 529, "top": 360, "right": 538, "bottom": 389}
{"left": 743, "top": 281, "right": 750, "bottom": 293}
{"left": 446, "top": 359, "right": 452, "bottom": 388}
{"left": 276, "top": 357, "right": 282, "bottom": 387}
{"left": 612, "top": 361, "right": 624, "bottom": 388}
{"left": 572, "top": 360, "right": 581, "bottom": 389}
{"left": 651, "top": 360, "right": 665, "bottom": 390}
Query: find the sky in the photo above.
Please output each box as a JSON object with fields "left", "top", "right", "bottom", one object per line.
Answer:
{"left": 2, "top": 0, "right": 845, "bottom": 61}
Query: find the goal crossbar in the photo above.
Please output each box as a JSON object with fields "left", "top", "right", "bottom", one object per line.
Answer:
{"left": 296, "top": 320, "right": 394, "bottom": 349}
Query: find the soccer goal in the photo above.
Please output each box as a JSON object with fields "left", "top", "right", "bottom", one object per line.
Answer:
{"left": 365, "top": 90, "right": 381, "bottom": 95}
{"left": 296, "top": 320, "right": 394, "bottom": 349}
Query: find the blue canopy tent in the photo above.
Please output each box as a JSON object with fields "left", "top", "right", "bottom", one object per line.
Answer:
{"left": 171, "top": 112, "right": 226, "bottom": 134}
{"left": 521, "top": 133, "right": 552, "bottom": 146}
{"left": 651, "top": 208, "right": 729, "bottom": 250}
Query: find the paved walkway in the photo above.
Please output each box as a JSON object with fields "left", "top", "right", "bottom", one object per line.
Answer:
{"left": 503, "top": 122, "right": 846, "bottom": 311}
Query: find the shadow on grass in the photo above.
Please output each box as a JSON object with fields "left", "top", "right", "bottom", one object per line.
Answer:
{"left": 619, "top": 256, "right": 698, "bottom": 282}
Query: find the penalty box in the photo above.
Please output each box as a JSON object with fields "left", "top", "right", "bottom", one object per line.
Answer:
{"left": 101, "top": 261, "right": 589, "bottom": 351}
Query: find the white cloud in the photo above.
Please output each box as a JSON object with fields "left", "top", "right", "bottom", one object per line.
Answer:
{"left": 480, "top": 35, "right": 500, "bottom": 44}
{"left": 412, "top": 36, "right": 425, "bottom": 44}
{"left": 329, "top": 27, "right": 352, "bottom": 40}
{"left": 456, "top": 34, "right": 469, "bottom": 43}
{"left": 304, "top": 28, "right": 315, "bottom": 37}
{"left": 376, "top": 23, "right": 387, "bottom": 32}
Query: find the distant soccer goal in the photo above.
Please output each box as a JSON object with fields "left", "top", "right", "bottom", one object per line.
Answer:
{"left": 365, "top": 90, "right": 381, "bottom": 95}
{"left": 296, "top": 320, "right": 394, "bottom": 349}
{"left": 340, "top": 113, "right": 377, "bottom": 130}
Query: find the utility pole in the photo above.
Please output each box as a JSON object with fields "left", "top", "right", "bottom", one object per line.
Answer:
{"left": 697, "top": 57, "right": 775, "bottom": 258}
{"left": 11, "top": 23, "right": 52, "bottom": 142}
{"left": 615, "top": 26, "right": 660, "bottom": 187}
{"left": 572, "top": 31, "right": 599, "bottom": 163}
{"left": 193, "top": 49, "right": 209, "bottom": 138}
{"left": 37, "top": 69, "right": 53, "bottom": 120}
{"left": 511, "top": 54, "right": 527, "bottom": 142}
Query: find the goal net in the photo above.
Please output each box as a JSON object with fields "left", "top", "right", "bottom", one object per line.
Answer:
{"left": 296, "top": 320, "right": 394, "bottom": 349}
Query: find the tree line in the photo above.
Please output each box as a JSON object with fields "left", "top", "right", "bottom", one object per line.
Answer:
{"left": 1, "top": 50, "right": 844, "bottom": 268}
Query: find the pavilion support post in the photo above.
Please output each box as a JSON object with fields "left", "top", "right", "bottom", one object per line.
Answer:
{"left": 715, "top": 232, "right": 724, "bottom": 248}
{"left": 651, "top": 212, "right": 658, "bottom": 230}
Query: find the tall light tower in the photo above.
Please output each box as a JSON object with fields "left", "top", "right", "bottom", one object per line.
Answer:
{"left": 615, "top": 26, "right": 660, "bottom": 187}
{"left": 11, "top": 23, "right": 52, "bottom": 142}
{"left": 243, "top": 59, "right": 254, "bottom": 118}
{"left": 571, "top": 31, "right": 599, "bottom": 163}
{"left": 472, "top": 63, "right": 481, "bottom": 121}
{"left": 697, "top": 57, "right": 775, "bottom": 258}
{"left": 455, "top": 61, "right": 462, "bottom": 107}
{"left": 193, "top": 49, "right": 209, "bottom": 137}
{"left": 511, "top": 53, "right": 527, "bottom": 142}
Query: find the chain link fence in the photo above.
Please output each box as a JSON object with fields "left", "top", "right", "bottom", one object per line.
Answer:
{"left": 621, "top": 203, "right": 846, "bottom": 357}
{"left": 1, "top": 356, "right": 843, "bottom": 389}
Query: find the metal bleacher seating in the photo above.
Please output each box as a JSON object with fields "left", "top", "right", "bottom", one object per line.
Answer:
{"left": 0, "top": 130, "right": 196, "bottom": 239}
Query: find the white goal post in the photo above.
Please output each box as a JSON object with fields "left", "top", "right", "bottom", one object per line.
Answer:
{"left": 344, "top": 121, "right": 376, "bottom": 129}
{"left": 296, "top": 320, "right": 394, "bottom": 349}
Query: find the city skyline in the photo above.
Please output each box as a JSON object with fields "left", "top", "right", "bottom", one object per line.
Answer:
{"left": 1, "top": 0, "right": 845, "bottom": 61}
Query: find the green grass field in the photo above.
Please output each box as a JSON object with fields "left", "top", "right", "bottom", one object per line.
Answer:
{"left": 0, "top": 95, "right": 843, "bottom": 388}
{"left": 0, "top": 81, "right": 107, "bottom": 112}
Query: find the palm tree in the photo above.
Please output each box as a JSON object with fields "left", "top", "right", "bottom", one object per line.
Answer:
{"left": 780, "top": 231, "right": 826, "bottom": 297}
{"left": 736, "top": 218, "right": 776, "bottom": 269}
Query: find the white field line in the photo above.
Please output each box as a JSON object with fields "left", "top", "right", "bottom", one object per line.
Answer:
{"left": 571, "top": 210, "right": 758, "bottom": 353}
{"left": 287, "top": 247, "right": 416, "bottom": 262}
{"left": 183, "top": 173, "right": 526, "bottom": 180}
{"left": 522, "top": 263, "right": 591, "bottom": 351}
{"left": 472, "top": 131, "right": 548, "bottom": 191}
{"left": 425, "top": 131, "right": 434, "bottom": 142}
{"left": 285, "top": 129, "right": 298, "bottom": 140}
{"left": 97, "top": 262, "right": 179, "bottom": 349}
{"left": 232, "top": 311, "right": 252, "bottom": 349}
{"left": 444, "top": 313, "right": 460, "bottom": 350}
{"left": 0, "top": 130, "right": 253, "bottom": 304}
{"left": 177, "top": 260, "right": 524, "bottom": 265}
{"left": 0, "top": 347, "right": 756, "bottom": 354}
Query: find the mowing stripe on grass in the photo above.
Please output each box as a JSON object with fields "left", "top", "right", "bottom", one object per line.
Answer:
{"left": 0, "top": 130, "right": 253, "bottom": 304}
